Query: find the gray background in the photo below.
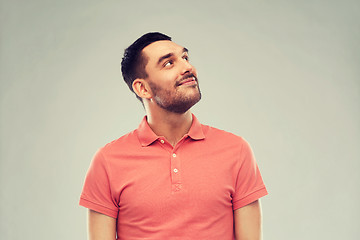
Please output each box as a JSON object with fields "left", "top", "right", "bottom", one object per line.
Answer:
{"left": 1, "top": 0, "right": 359, "bottom": 239}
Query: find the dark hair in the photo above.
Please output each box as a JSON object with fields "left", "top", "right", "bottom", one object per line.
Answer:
{"left": 121, "top": 32, "right": 172, "bottom": 101}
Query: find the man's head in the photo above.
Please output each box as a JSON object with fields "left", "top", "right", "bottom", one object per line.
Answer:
{"left": 121, "top": 32, "right": 201, "bottom": 113}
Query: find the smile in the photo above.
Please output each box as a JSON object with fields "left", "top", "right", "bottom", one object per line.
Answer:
{"left": 178, "top": 77, "right": 197, "bottom": 86}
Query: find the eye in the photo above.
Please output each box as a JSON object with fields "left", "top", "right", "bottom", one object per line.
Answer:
{"left": 183, "top": 55, "right": 189, "bottom": 61}
{"left": 164, "top": 60, "right": 173, "bottom": 67}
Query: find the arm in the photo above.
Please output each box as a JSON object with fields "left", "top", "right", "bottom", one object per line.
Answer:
{"left": 88, "top": 209, "right": 117, "bottom": 240}
{"left": 234, "top": 200, "right": 263, "bottom": 240}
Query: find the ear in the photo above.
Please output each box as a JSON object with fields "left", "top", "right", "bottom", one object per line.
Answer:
{"left": 132, "top": 79, "right": 152, "bottom": 100}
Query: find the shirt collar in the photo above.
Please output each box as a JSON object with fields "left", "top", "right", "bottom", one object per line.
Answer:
{"left": 137, "top": 114, "right": 205, "bottom": 147}
{"left": 187, "top": 114, "right": 206, "bottom": 141}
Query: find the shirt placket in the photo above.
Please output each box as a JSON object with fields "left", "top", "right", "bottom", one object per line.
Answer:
{"left": 170, "top": 145, "right": 183, "bottom": 193}
{"left": 158, "top": 137, "right": 185, "bottom": 193}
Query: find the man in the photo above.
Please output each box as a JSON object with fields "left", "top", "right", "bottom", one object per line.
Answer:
{"left": 79, "top": 32, "right": 268, "bottom": 240}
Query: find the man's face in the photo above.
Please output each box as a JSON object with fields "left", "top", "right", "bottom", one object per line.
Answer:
{"left": 141, "top": 40, "right": 201, "bottom": 114}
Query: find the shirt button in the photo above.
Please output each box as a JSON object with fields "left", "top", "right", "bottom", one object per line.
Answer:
{"left": 173, "top": 168, "right": 178, "bottom": 173}
{"left": 160, "top": 139, "right": 165, "bottom": 144}
{"left": 172, "top": 153, "right": 177, "bottom": 158}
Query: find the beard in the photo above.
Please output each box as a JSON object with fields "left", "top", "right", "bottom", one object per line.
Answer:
{"left": 148, "top": 77, "right": 202, "bottom": 114}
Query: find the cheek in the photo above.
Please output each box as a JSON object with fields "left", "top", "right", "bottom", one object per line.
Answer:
{"left": 150, "top": 69, "right": 183, "bottom": 87}
{"left": 161, "top": 72, "right": 179, "bottom": 85}
{"left": 150, "top": 73, "right": 177, "bottom": 90}
{"left": 192, "top": 66, "right": 198, "bottom": 76}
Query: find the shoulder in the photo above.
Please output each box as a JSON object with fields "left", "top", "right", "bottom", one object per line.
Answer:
{"left": 201, "top": 124, "right": 249, "bottom": 147}
{"left": 98, "top": 129, "right": 140, "bottom": 156}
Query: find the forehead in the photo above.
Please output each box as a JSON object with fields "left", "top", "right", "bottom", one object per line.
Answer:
{"left": 142, "top": 40, "right": 185, "bottom": 62}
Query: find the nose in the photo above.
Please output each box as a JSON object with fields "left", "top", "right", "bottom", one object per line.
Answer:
{"left": 181, "top": 59, "right": 194, "bottom": 75}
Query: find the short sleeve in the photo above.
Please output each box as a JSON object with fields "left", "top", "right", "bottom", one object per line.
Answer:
{"left": 79, "top": 149, "right": 119, "bottom": 218}
{"left": 232, "top": 139, "right": 268, "bottom": 210}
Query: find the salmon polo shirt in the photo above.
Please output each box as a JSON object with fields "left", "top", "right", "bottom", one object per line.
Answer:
{"left": 79, "top": 115, "right": 268, "bottom": 240}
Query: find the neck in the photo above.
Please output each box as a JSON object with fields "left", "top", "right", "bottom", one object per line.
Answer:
{"left": 146, "top": 108, "right": 193, "bottom": 146}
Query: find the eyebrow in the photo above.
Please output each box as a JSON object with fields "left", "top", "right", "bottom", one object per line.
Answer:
{"left": 157, "top": 47, "right": 189, "bottom": 65}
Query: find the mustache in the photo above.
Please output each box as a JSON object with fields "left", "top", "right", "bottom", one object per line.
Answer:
{"left": 176, "top": 73, "right": 198, "bottom": 86}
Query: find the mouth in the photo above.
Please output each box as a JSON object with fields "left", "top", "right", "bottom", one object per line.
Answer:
{"left": 178, "top": 76, "right": 197, "bottom": 86}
